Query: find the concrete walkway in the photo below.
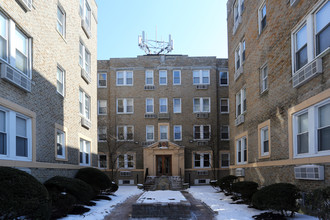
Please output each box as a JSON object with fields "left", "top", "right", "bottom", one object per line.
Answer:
{"left": 104, "top": 191, "right": 216, "bottom": 220}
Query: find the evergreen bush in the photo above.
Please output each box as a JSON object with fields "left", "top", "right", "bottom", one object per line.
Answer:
{"left": 301, "top": 186, "right": 330, "bottom": 220}
{"left": 75, "top": 167, "right": 112, "bottom": 194}
{"left": 218, "top": 175, "right": 238, "bottom": 193}
{"left": 232, "top": 181, "right": 258, "bottom": 202}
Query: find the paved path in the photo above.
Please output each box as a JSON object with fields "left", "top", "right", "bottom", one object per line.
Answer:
{"left": 104, "top": 191, "right": 216, "bottom": 220}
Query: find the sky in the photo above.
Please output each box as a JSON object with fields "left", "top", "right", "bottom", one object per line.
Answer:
{"left": 95, "top": 0, "right": 228, "bottom": 60}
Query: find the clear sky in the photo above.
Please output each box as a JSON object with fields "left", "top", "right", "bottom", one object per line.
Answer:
{"left": 95, "top": 0, "right": 228, "bottom": 60}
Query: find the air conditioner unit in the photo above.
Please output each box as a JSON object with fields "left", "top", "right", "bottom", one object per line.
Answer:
{"left": 235, "top": 168, "right": 245, "bottom": 177}
{"left": 158, "top": 113, "right": 170, "bottom": 119}
{"left": 197, "top": 141, "right": 208, "bottom": 146}
{"left": 194, "top": 179, "right": 210, "bottom": 185}
{"left": 118, "top": 179, "right": 134, "bottom": 185}
{"left": 18, "top": 0, "right": 32, "bottom": 11}
{"left": 293, "top": 58, "right": 322, "bottom": 88}
{"left": 294, "top": 165, "right": 324, "bottom": 180}
{"left": 120, "top": 171, "right": 132, "bottom": 177}
{"left": 1, "top": 63, "right": 31, "bottom": 92}
{"left": 196, "top": 84, "right": 208, "bottom": 89}
{"left": 196, "top": 113, "right": 209, "bottom": 118}
{"left": 235, "top": 114, "right": 245, "bottom": 126}
{"left": 81, "top": 117, "right": 91, "bottom": 129}
{"left": 197, "top": 170, "right": 208, "bottom": 176}
{"left": 234, "top": 65, "right": 244, "bottom": 81}
{"left": 144, "top": 85, "right": 155, "bottom": 90}
{"left": 81, "top": 19, "right": 92, "bottom": 38}
{"left": 81, "top": 68, "right": 91, "bottom": 83}
{"left": 144, "top": 113, "right": 157, "bottom": 118}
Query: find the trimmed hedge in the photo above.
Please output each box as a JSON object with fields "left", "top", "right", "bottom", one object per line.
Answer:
{"left": 75, "top": 167, "right": 112, "bottom": 193}
{"left": 218, "top": 175, "right": 238, "bottom": 193}
{"left": 232, "top": 181, "right": 258, "bottom": 202}
{"left": 0, "top": 167, "right": 51, "bottom": 220}
{"left": 252, "top": 183, "right": 300, "bottom": 216}
{"left": 301, "top": 186, "right": 330, "bottom": 220}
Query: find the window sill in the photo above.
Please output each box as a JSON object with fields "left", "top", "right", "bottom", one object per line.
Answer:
{"left": 55, "top": 157, "right": 68, "bottom": 161}
{"left": 0, "top": 156, "right": 32, "bottom": 162}
{"left": 260, "top": 89, "right": 268, "bottom": 96}
{"left": 220, "top": 84, "right": 229, "bottom": 87}
{"left": 116, "top": 84, "right": 133, "bottom": 87}
{"left": 293, "top": 151, "right": 330, "bottom": 159}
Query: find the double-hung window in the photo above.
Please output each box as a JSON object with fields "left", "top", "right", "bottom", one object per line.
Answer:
{"left": 233, "top": 0, "right": 244, "bottom": 34}
{"left": 56, "top": 130, "right": 65, "bottom": 159}
{"left": 174, "top": 125, "right": 182, "bottom": 141}
{"left": 80, "top": 138, "right": 90, "bottom": 166}
{"left": 146, "top": 98, "right": 154, "bottom": 113}
{"left": 260, "top": 65, "right": 268, "bottom": 93}
{"left": 194, "top": 125, "right": 210, "bottom": 140}
{"left": 116, "top": 71, "right": 133, "bottom": 86}
{"left": 260, "top": 126, "right": 269, "bottom": 156}
{"left": 118, "top": 154, "right": 134, "bottom": 169}
{"left": 98, "top": 127, "right": 107, "bottom": 142}
{"left": 79, "top": 42, "right": 91, "bottom": 78}
{"left": 159, "top": 125, "right": 169, "bottom": 141}
{"left": 56, "top": 66, "right": 65, "bottom": 96}
{"left": 145, "top": 70, "right": 154, "bottom": 85}
{"left": 117, "top": 125, "right": 134, "bottom": 141}
{"left": 79, "top": 0, "right": 91, "bottom": 33}
{"left": 295, "top": 25, "right": 308, "bottom": 71}
{"left": 193, "top": 98, "right": 210, "bottom": 113}
{"left": 220, "top": 72, "right": 228, "bottom": 86}
{"left": 194, "top": 152, "right": 211, "bottom": 168}
{"left": 159, "top": 70, "right": 167, "bottom": 85}
{"left": 98, "top": 100, "right": 107, "bottom": 115}
{"left": 159, "top": 98, "right": 168, "bottom": 113}
{"left": 220, "top": 98, "right": 229, "bottom": 114}
{"left": 146, "top": 125, "right": 154, "bottom": 141}
{"left": 99, "top": 154, "right": 107, "bottom": 168}
{"left": 220, "top": 126, "right": 229, "bottom": 140}
{"left": 79, "top": 89, "right": 90, "bottom": 120}
{"left": 98, "top": 72, "right": 107, "bottom": 88}
{"left": 220, "top": 152, "right": 230, "bottom": 168}
{"left": 235, "top": 39, "right": 245, "bottom": 75}
{"left": 236, "top": 136, "right": 247, "bottom": 164}
{"left": 193, "top": 70, "right": 210, "bottom": 85}
{"left": 57, "top": 5, "right": 66, "bottom": 37}
{"left": 117, "top": 98, "right": 133, "bottom": 114}
{"left": 258, "top": 2, "right": 267, "bottom": 34}
{"left": 173, "top": 98, "right": 181, "bottom": 113}
{"left": 235, "top": 46, "right": 241, "bottom": 70}
{"left": 173, "top": 70, "right": 181, "bottom": 85}
{"left": 236, "top": 88, "right": 246, "bottom": 117}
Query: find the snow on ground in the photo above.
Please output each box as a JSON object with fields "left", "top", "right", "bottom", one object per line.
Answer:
{"left": 60, "top": 186, "right": 143, "bottom": 220}
{"left": 187, "top": 186, "right": 317, "bottom": 220}
{"left": 136, "top": 190, "right": 186, "bottom": 204}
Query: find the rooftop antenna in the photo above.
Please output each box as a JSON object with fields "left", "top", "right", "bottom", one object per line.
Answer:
{"left": 138, "top": 31, "right": 174, "bottom": 55}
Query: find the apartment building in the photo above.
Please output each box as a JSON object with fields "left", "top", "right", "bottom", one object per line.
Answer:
{"left": 227, "top": 0, "right": 329, "bottom": 190}
{"left": 0, "top": 0, "right": 98, "bottom": 182}
{"left": 97, "top": 55, "right": 229, "bottom": 185}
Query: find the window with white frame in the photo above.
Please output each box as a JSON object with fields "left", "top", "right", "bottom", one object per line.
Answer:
{"left": 117, "top": 98, "right": 133, "bottom": 114}
{"left": 118, "top": 154, "right": 134, "bottom": 169}
{"left": 221, "top": 126, "right": 229, "bottom": 140}
{"left": 80, "top": 138, "right": 90, "bottom": 166}
{"left": 145, "top": 70, "right": 154, "bottom": 85}
{"left": 260, "top": 126, "right": 269, "bottom": 156}
{"left": 0, "top": 12, "right": 32, "bottom": 77}
{"left": 194, "top": 152, "right": 211, "bottom": 168}
{"left": 236, "top": 136, "right": 247, "bottom": 164}
{"left": 220, "top": 98, "right": 229, "bottom": 113}
{"left": 117, "top": 125, "right": 134, "bottom": 141}
{"left": 236, "top": 88, "right": 246, "bottom": 117}
{"left": 159, "top": 98, "right": 168, "bottom": 113}
{"left": 79, "top": 42, "right": 91, "bottom": 75}
{"left": 99, "top": 154, "right": 107, "bottom": 168}
{"left": 261, "top": 65, "right": 268, "bottom": 93}
{"left": 220, "top": 153, "right": 230, "bottom": 168}
{"left": 173, "top": 98, "right": 181, "bottom": 113}
{"left": 159, "top": 70, "right": 167, "bottom": 85}
{"left": 98, "top": 100, "right": 107, "bottom": 115}
{"left": 293, "top": 99, "right": 330, "bottom": 158}
{"left": 193, "top": 98, "right": 210, "bottom": 113}
{"left": 235, "top": 39, "right": 245, "bottom": 71}
{"left": 193, "top": 70, "right": 210, "bottom": 85}
{"left": 292, "top": 1, "right": 329, "bottom": 72}
{"left": 220, "top": 72, "right": 228, "bottom": 86}
{"left": 146, "top": 98, "right": 154, "bottom": 113}
{"left": 174, "top": 125, "right": 182, "bottom": 141}
{"left": 116, "top": 71, "right": 133, "bottom": 86}
{"left": 56, "top": 130, "right": 65, "bottom": 159}
{"left": 0, "top": 107, "right": 32, "bottom": 161}
{"left": 194, "top": 125, "right": 210, "bottom": 140}
{"left": 258, "top": 2, "right": 267, "bottom": 34}
{"left": 242, "top": 40, "right": 246, "bottom": 62}
{"left": 98, "top": 72, "right": 107, "bottom": 88}
{"left": 146, "top": 125, "right": 154, "bottom": 141}
{"left": 56, "top": 66, "right": 65, "bottom": 96}
{"left": 173, "top": 70, "right": 181, "bottom": 85}
{"left": 159, "top": 125, "right": 168, "bottom": 140}
{"left": 57, "top": 5, "right": 65, "bottom": 37}
{"left": 79, "top": 89, "right": 90, "bottom": 120}
{"left": 79, "top": 0, "right": 91, "bottom": 31}
{"left": 98, "top": 127, "right": 107, "bottom": 142}
{"left": 233, "top": 0, "right": 244, "bottom": 31}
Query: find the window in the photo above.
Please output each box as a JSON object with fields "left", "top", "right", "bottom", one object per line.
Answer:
{"left": 233, "top": 0, "right": 244, "bottom": 34}
{"left": 56, "top": 66, "right": 65, "bottom": 96}
{"left": 242, "top": 40, "right": 246, "bottom": 62}
{"left": 236, "top": 136, "right": 247, "bottom": 164}
{"left": 220, "top": 98, "right": 229, "bottom": 114}
{"left": 194, "top": 125, "right": 210, "bottom": 140}
{"left": 295, "top": 25, "right": 308, "bottom": 71}
{"left": 79, "top": 89, "right": 90, "bottom": 120}
{"left": 159, "top": 125, "right": 168, "bottom": 140}
{"left": 260, "top": 126, "right": 269, "bottom": 156}
{"left": 173, "top": 70, "right": 181, "bottom": 85}
{"left": 315, "top": 2, "right": 329, "bottom": 55}
{"left": 220, "top": 153, "right": 230, "bottom": 168}
{"left": 56, "top": 130, "right": 65, "bottom": 159}
{"left": 193, "top": 98, "right": 210, "bottom": 113}
{"left": 258, "top": 2, "right": 267, "bottom": 34}
{"left": 116, "top": 71, "right": 133, "bottom": 86}
{"left": 159, "top": 70, "right": 167, "bottom": 85}
{"left": 98, "top": 72, "right": 107, "bottom": 88}
{"left": 145, "top": 70, "right": 154, "bottom": 85}
{"left": 80, "top": 139, "right": 90, "bottom": 166}
{"left": 146, "top": 98, "right": 154, "bottom": 113}
{"left": 80, "top": 0, "right": 91, "bottom": 31}
{"left": 174, "top": 125, "right": 182, "bottom": 141}
{"left": 220, "top": 72, "right": 228, "bottom": 86}
{"left": 235, "top": 39, "right": 245, "bottom": 72}
{"left": 236, "top": 88, "right": 246, "bottom": 117}
{"left": 261, "top": 65, "right": 268, "bottom": 93}
{"left": 159, "top": 98, "right": 168, "bottom": 113}
{"left": 117, "top": 98, "right": 133, "bottom": 114}
{"left": 221, "top": 126, "right": 229, "bottom": 140}
{"left": 57, "top": 6, "right": 65, "bottom": 37}
{"left": 0, "top": 13, "right": 32, "bottom": 77}
{"left": 98, "top": 100, "right": 107, "bottom": 115}
{"left": 146, "top": 125, "right": 154, "bottom": 141}
{"left": 117, "top": 125, "right": 134, "bottom": 141}
{"left": 194, "top": 152, "right": 211, "bottom": 168}
{"left": 98, "top": 127, "right": 107, "bottom": 142}
{"left": 173, "top": 98, "right": 181, "bottom": 113}
{"left": 293, "top": 99, "right": 330, "bottom": 158}
{"left": 193, "top": 70, "right": 210, "bottom": 85}
{"left": 99, "top": 154, "right": 107, "bottom": 168}
{"left": 118, "top": 154, "right": 134, "bottom": 169}
{"left": 79, "top": 42, "right": 91, "bottom": 75}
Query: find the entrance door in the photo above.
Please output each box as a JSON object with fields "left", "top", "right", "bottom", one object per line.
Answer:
{"left": 156, "top": 155, "right": 172, "bottom": 176}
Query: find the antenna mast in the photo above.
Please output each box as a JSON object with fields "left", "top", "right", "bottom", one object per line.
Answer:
{"left": 138, "top": 31, "right": 174, "bottom": 55}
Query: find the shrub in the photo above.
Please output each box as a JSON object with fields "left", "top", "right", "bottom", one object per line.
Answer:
{"left": 0, "top": 167, "right": 51, "bottom": 220}
{"left": 232, "top": 181, "right": 258, "bottom": 202}
{"left": 75, "top": 167, "right": 112, "bottom": 194}
{"left": 109, "top": 182, "right": 119, "bottom": 193}
{"left": 301, "top": 186, "right": 330, "bottom": 220}
{"left": 218, "top": 175, "right": 238, "bottom": 193}
{"left": 252, "top": 183, "right": 300, "bottom": 217}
